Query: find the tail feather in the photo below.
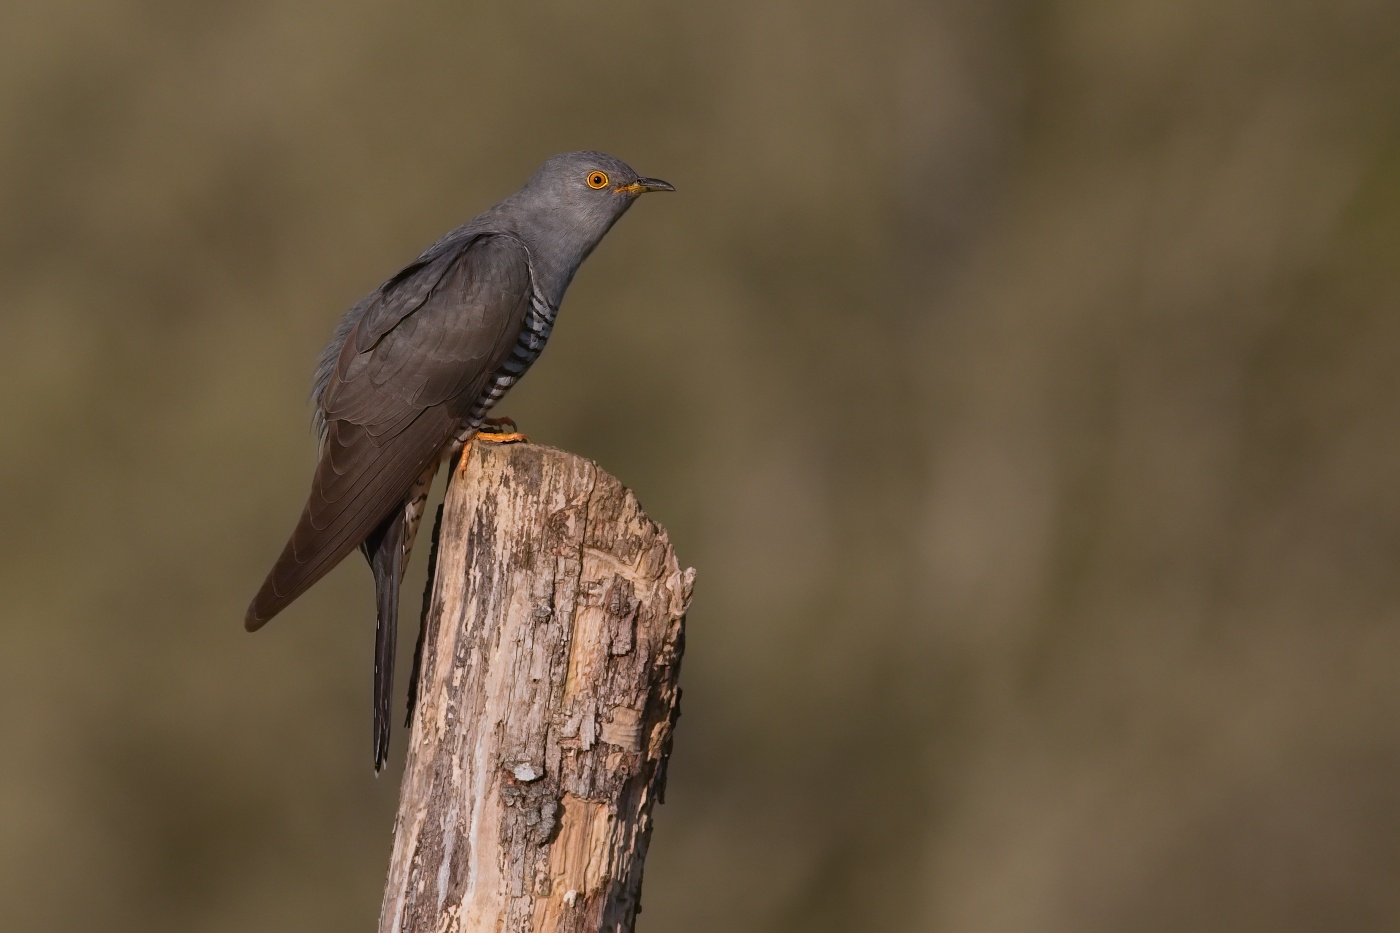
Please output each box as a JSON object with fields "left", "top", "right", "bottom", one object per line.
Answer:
{"left": 362, "top": 508, "right": 406, "bottom": 774}
{"left": 364, "top": 460, "right": 435, "bottom": 772}
{"left": 247, "top": 451, "right": 441, "bottom": 773}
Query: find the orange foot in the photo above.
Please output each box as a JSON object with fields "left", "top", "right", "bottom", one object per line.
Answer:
{"left": 475, "top": 431, "right": 529, "bottom": 444}
{"left": 457, "top": 420, "right": 530, "bottom": 476}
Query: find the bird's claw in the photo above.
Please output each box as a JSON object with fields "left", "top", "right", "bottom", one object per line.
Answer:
{"left": 475, "top": 416, "right": 529, "bottom": 446}
{"left": 456, "top": 424, "right": 530, "bottom": 477}
{"left": 475, "top": 431, "right": 530, "bottom": 444}
{"left": 480, "top": 416, "right": 518, "bottom": 433}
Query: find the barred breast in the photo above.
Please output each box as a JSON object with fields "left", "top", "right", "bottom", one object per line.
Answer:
{"left": 464, "top": 295, "right": 558, "bottom": 428}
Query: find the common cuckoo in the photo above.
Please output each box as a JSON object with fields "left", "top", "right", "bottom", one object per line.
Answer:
{"left": 246, "top": 152, "right": 673, "bottom": 771}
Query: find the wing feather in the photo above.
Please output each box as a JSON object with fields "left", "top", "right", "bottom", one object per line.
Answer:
{"left": 246, "top": 234, "right": 533, "bottom": 629}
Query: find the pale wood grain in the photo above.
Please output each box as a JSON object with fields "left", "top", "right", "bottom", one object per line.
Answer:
{"left": 380, "top": 442, "right": 693, "bottom": 933}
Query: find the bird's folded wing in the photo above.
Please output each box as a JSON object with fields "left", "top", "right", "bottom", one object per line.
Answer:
{"left": 246, "top": 235, "right": 533, "bottom": 629}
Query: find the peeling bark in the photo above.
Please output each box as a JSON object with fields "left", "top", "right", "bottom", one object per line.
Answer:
{"left": 380, "top": 442, "right": 693, "bottom": 933}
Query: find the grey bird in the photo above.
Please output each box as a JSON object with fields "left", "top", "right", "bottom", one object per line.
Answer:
{"left": 246, "top": 151, "right": 673, "bottom": 771}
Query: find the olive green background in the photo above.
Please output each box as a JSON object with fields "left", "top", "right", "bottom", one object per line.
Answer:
{"left": 3, "top": 1, "right": 1399, "bottom": 930}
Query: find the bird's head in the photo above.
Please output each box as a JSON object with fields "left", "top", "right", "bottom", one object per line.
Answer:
{"left": 508, "top": 151, "right": 674, "bottom": 250}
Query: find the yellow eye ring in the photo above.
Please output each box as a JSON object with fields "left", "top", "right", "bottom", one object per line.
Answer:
{"left": 586, "top": 171, "right": 609, "bottom": 189}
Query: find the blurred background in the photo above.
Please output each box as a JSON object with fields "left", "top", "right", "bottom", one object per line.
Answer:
{"left": 3, "top": 1, "right": 1399, "bottom": 930}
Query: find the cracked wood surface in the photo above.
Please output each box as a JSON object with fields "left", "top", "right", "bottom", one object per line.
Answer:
{"left": 380, "top": 442, "right": 693, "bottom": 933}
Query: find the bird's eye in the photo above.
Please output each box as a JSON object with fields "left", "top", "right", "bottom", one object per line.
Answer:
{"left": 586, "top": 171, "right": 609, "bottom": 189}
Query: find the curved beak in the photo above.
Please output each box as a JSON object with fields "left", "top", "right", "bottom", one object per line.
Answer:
{"left": 616, "top": 176, "right": 675, "bottom": 195}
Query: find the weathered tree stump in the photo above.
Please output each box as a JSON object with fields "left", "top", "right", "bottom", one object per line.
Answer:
{"left": 380, "top": 442, "right": 693, "bottom": 933}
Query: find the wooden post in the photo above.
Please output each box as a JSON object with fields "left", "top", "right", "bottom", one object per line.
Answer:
{"left": 380, "top": 442, "right": 693, "bottom": 933}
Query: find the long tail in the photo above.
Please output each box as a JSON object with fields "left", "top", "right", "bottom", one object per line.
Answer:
{"left": 361, "top": 509, "right": 405, "bottom": 773}
{"left": 361, "top": 465, "right": 435, "bottom": 773}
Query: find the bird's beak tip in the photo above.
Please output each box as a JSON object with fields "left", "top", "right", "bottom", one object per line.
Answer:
{"left": 634, "top": 177, "right": 675, "bottom": 194}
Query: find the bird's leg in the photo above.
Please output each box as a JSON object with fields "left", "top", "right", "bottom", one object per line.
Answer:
{"left": 454, "top": 421, "right": 529, "bottom": 478}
